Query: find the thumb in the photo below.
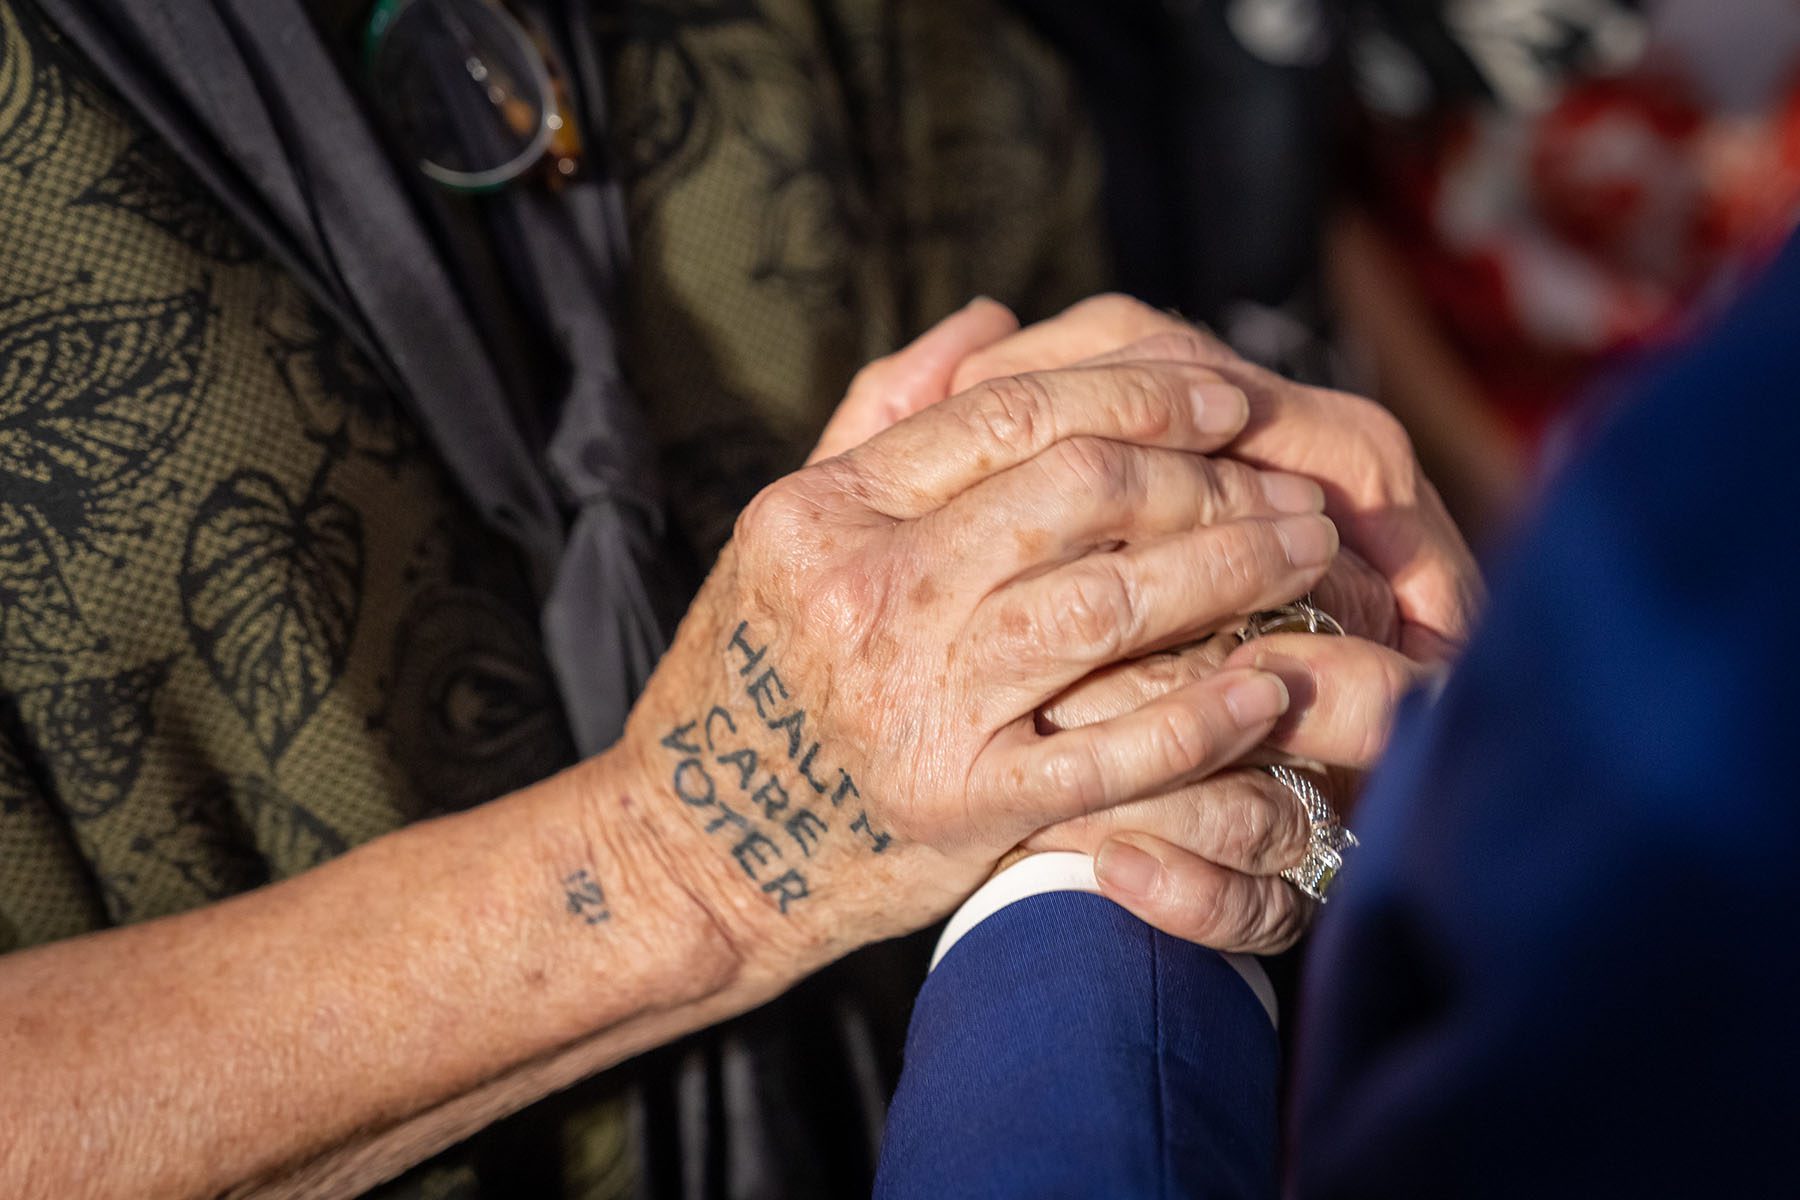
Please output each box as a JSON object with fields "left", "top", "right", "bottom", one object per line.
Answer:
{"left": 807, "top": 296, "right": 1018, "bottom": 464}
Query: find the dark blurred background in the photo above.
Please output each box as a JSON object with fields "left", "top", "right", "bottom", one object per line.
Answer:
{"left": 1016, "top": 0, "right": 1800, "bottom": 545}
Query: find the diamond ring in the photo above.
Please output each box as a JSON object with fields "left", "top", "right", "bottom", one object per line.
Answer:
{"left": 1267, "top": 764, "right": 1357, "bottom": 903}
{"left": 1237, "top": 594, "right": 1357, "bottom": 901}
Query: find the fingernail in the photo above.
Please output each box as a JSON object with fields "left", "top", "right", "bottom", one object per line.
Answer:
{"left": 1247, "top": 652, "right": 1314, "bottom": 711}
{"left": 1250, "top": 649, "right": 1310, "bottom": 680}
{"left": 1260, "top": 472, "right": 1325, "bottom": 514}
{"left": 1224, "top": 670, "right": 1290, "bottom": 727}
{"left": 1096, "top": 840, "right": 1161, "bottom": 899}
{"left": 1275, "top": 514, "right": 1337, "bottom": 569}
{"left": 1192, "top": 383, "right": 1248, "bottom": 435}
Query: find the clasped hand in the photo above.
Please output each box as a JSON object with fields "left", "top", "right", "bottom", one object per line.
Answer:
{"left": 622, "top": 295, "right": 1479, "bottom": 972}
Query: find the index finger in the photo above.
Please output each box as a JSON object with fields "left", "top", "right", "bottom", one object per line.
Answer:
{"left": 844, "top": 360, "right": 1249, "bottom": 519}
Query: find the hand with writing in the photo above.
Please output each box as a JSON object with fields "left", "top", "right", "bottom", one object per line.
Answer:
{"left": 791, "top": 294, "right": 1479, "bottom": 954}
{"left": 605, "top": 331, "right": 1339, "bottom": 980}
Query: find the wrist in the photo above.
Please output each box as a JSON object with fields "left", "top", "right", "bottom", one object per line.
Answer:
{"left": 570, "top": 727, "right": 836, "bottom": 1003}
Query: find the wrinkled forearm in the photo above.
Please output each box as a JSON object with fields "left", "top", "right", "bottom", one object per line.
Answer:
{"left": 0, "top": 742, "right": 774, "bottom": 1200}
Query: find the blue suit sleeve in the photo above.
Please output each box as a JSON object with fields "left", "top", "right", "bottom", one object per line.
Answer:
{"left": 875, "top": 892, "right": 1278, "bottom": 1200}
{"left": 1290, "top": 236, "right": 1800, "bottom": 1197}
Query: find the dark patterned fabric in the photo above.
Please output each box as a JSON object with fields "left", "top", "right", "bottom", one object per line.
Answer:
{"left": 0, "top": 0, "right": 576, "bottom": 933}
{"left": 0, "top": 0, "right": 1105, "bottom": 1194}
{"left": 0, "top": 6, "right": 617, "bottom": 1195}
{"left": 605, "top": 0, "right": 1108, "bottom": 557}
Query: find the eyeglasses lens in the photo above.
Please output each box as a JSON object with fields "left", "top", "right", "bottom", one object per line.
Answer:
{"left": 368, "top": 0, "right": 554, "bottom": 190}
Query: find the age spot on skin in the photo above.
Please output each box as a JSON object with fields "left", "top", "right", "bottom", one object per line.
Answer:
{"left": 867, "top": 629, "right": 901, "bottom": 671}
{"left": 909, "top": 576, "right": 939, "bottom": 608}
{"left": 1014, "top": 527, "right": 1051, "bottom": 559}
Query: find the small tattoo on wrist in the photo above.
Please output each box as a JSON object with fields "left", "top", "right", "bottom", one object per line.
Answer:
{"left": 563, "top": 868, "right": 611, "bottom": 926}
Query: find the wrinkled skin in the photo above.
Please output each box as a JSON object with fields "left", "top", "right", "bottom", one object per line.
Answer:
{"left": 787, "top": 295, "right": 1481, "bottom": 951}
{"left": 619, "top": 326, "right": 1343, "bottom": 971}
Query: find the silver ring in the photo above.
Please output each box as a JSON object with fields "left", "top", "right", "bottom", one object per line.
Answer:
{"left": 1238, "top": 595, "right": 1357, "bottom": 901}
{"left": 1268, "top": 764, "right": 1356, "bottom": 903}
{"left": 1238, "top": 593, "right": 1345, "bottom": 642}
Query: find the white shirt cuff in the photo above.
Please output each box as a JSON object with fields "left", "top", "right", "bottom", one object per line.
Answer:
{"left": 929, "top": 851, "right": 1279, "bottom": 1028}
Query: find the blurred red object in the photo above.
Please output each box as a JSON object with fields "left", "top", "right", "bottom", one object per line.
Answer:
{"left": 1368, "top": 27, "right": 1800, "bottom": 444}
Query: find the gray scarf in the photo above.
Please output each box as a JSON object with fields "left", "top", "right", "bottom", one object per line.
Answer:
{"left": 39, "top": 0, "right": 674, "bottom": 756}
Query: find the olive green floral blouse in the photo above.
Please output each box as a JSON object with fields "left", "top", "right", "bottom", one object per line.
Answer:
{"left": 0, "top": 1, "right": 1106, "bottom": 1194}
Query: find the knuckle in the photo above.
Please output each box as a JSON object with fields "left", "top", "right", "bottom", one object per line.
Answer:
{"left": 732, "top": 478, "right": 806, "bottom": 554}
{"left": 1179, "top": 455, "right": 1234, "bottom": 523}
{"left": 1239, "top": 780, "right": 1311, "bottom": 871}
{"left": 967, "top": 374, "right": 1053, "bottom": 454}
{"left": 1137, "top": 644, "right": 1215, "bottom": 694}
{"left": 1146, "top": 702, "right": 1218, "bottom": 780}
{"left": 1251, "top": 885, "right": 1311, "bottom": 953}
{"left": 846, "top": 355, "right": 893, "bottom": 400}
{"left": 1104, "top": 365, "right": 1178, "bottom": 442}
{"left": 1207, "top": 521, "right": 1281, "bottom": 598}
{"left": 981, "top": 600, "right": 1044, "bottom": 668}
{"left": 1198, "top": 457, "right": 1260, "bottom": 516}
{"left": 1051, "top": 561, "right": 1136, "bottom": 658}
{"left": 1342, "top": 393, "right": 1415, "bottom": 466}
{"left": 1048, "top": 437, "right": 1138, "bottom": 510}
{"left": 1251, "top": 517, "right": 1303, "bottom": 581}
{"left": 733, "top": 468, "right": 870, "bottom": 591}
{"left": 1037, "top": 740, "right": 1109, "bottom": 814}
{"left": 1317, "top": 554, "right": 1400, "bottom": 646}
{"left": 1194, "top": 880, "right": 1257, "bottom": 948}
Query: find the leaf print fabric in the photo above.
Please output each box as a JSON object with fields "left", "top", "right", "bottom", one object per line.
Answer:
{"left": 74, "top": 136, "right": 258, "bottom": 262}
{"left": 14, "top": 661, "right": 169, "bottom": 819}
{"left": 0, "top": 291, "right": 205, "bottom": 659}
{"left": 180, "top": 470, "right": 364, "bottom": 763}
{"left": 0, "top": 0, "right": 1107, "bottom": 1194}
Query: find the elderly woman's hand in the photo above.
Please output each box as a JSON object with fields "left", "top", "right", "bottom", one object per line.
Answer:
{"left": 621, "top": 338, "right": 1343, "bottom": 979}
{"left": 946, "top": 294, "right": 1482, "bottom": 662}
{"left": 816, "top": 293, "right": 1480, "bottom": 657}
{"left": 1020, "top": 604, "right": 1443, "bottom": 951}
{"left": 813, "top": 295, "right": 1481, "bottom": 951}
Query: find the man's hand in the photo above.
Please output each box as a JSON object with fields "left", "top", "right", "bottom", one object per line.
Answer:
{"left": 619, "top": 351, "right": 1342, "bottom": 973}
{"left": 1021, "top": 623, "right": 1441, "bottom": 951}
{"left": 1007, "top": 544, "right": 1405, "bottom": 953}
